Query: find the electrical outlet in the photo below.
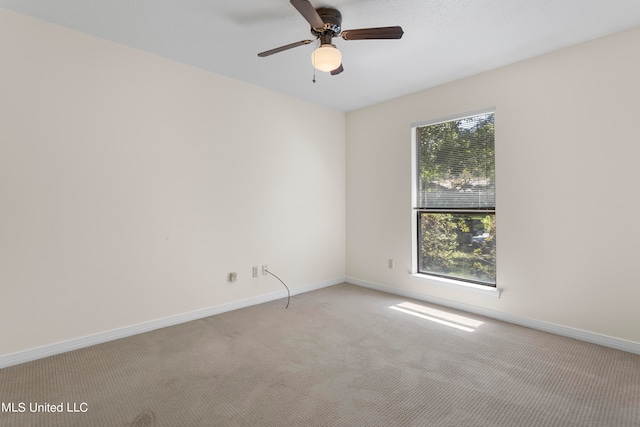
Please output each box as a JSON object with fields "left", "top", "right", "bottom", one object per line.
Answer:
{"left": 262, "top": 265, "right": 268, "bottom": 276}
{"left": 252, "top": 266, "right": 258, "bottom": 278}
{"left": 388, "top": 259, "right": 394, "bottom": 269}
{"left": 229, "top": 272, "right": 237, "bottom": 282}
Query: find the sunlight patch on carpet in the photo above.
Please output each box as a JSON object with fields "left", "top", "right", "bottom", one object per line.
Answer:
{"left": 390, "top": 302, "right": 484, "bottom": 332}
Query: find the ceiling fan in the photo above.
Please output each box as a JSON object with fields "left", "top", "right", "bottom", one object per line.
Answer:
{"left": 257, "top": 0, "right": 404, "bottom": 76}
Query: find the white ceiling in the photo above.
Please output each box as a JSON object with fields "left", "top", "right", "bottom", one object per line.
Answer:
{"left": 2, "top": 0, "right": 640, "bottom": 111}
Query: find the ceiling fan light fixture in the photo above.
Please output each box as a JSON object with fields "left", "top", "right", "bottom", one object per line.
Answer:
{"left": 311, "top": 44, "right": 342, "bottom": 72}
{"left": 257, "top": 1, "right": 404, "bottom": 77}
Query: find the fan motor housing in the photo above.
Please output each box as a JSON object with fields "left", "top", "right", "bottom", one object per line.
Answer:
{"left": 311, "top": 7, "right": 342, "bottom": 36}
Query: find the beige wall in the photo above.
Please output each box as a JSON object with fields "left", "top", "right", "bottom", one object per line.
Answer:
{"left": 346, "top": 27, "right": 640, "bottom": 344}
{"left": 0, "top": 9, "right": 345, "bottom": 355}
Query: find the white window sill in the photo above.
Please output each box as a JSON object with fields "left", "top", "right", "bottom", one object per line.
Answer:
{"left": 409, "top": 273, "right": 501, "bottom": 298}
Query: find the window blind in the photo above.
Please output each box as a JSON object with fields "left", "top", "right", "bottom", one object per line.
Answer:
{"left": 415, "top": 112, "right": 495, "bottom": 210}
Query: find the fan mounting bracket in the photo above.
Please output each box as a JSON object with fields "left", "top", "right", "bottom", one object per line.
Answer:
{"left": 310, "top": 7, "right": 342, "bottom": 37}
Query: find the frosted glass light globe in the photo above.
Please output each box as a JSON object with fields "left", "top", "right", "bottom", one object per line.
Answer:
{"left": 311, "top": 44, "right": 342, "bottom": 72}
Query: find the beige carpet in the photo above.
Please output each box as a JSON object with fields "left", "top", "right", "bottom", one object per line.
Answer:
{"left": 1, "top": 284, "right": 639, "bottom": 426}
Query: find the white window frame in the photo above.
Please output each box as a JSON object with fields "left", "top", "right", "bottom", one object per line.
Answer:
{"left": 410, "top": 108, "right": 501, "bottom": 298}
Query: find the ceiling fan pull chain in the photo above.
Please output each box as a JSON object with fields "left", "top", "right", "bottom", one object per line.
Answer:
{"left": 312, "top": 49, "right": 316, "bottom": 83}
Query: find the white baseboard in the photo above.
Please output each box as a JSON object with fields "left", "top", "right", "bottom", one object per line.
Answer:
{"left": 7, "top": 275, "right": 634, "bottom": 369}
{"left": 0, "top": 277, "right": 345, "bottom": 369}
{"left": 347, "top": 277, "right": 640, "bottom": 355}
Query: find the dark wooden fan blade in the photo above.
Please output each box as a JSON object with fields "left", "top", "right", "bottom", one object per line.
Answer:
{"left": 330, "top": 64, "right": 344, "bottom": 75}
{"left": 341, "top": 26, "right": 404, "bottom": 40}
{"left": 258, "top": 39, "right": 313, "bottom": 57}
{"left": 290, "top": 0, "right": 325, "bottom": 30}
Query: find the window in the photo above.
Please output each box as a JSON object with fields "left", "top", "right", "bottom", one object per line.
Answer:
{"left": 412, "top": 110, "right": 496, "bottom": 287}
